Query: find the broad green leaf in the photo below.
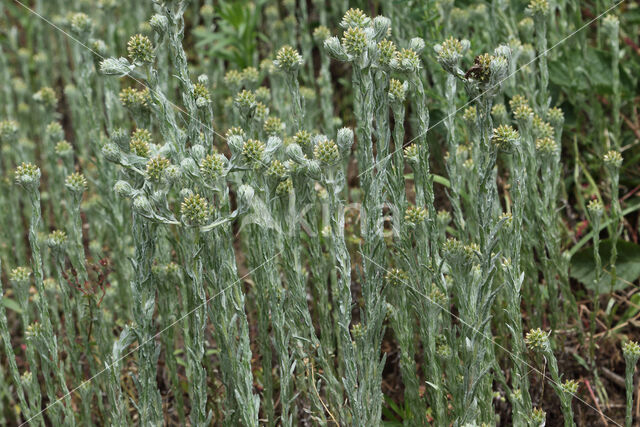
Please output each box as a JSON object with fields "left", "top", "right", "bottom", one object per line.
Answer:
{"left": 1, "top": 297, "right": 22, "bottom": 313}
{"left": 570, "top": 239, "right": 640, "bottom": 294}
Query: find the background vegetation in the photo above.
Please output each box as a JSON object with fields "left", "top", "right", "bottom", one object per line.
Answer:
{"left": 1, "top": 0, "right": 640, "bottom": 425}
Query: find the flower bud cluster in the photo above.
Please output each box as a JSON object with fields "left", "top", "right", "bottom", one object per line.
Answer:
{"left": 127, "top": 34, "right": 154, "bottom": 64}
{"left": 181, "top": 193, "right": 210, "bottom": 226}
{"left": 524, "top": 328, "right": 551, "bottom": 352}
{"left": 274, "top": 45, "right": 304, "bottom": 73}
{"left": 313, "top": 139, "right": 340, "bottom": 165}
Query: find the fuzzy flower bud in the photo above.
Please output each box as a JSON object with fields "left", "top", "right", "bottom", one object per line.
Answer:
{"left": 241, "top": 67, "right": 259, "bottom": 86}
{"left": 130, "top": 128, "right": 152, "bottom": 157}
{"left": 466, "top": 53, "right": 493, "bottom": 83}
{"left": 388, "top": 79, "right": 407, "bottom": 104}
{"left": 603, "top": 150, "right": 622, "bottom": 170}
{"left": 463, "top": 106, "right": 477, "bottom": 124}
{"left": 336, "top": 127, "right": 355, "bottom": 153}
{"left": 113, "top": 180, "right": 134, "bottom": 198}
{"left": 226, "top": 126, "right": 246, "bottom": 140}
{"left": 314, "top": 139, "right": 340, "bottom": 165}
{"left": 395, "top": 48, "right": 421, "bottom": 73}
{"left": 535, "top": 137, "right": 557, "bottom": 157}
{"left": 196, "top": 154, "right": 223, "bottom": 183}
{"left": 492, "top": 124, "right": 519, "bottom": 151}
{"left": 65, "top": 172, "right": 88, "bottom": 194}
{"left": 15, "top": 162, "right": 41, "bottom": 190}
{"left": 340, "top": 8, "right": 370, "bottom": 28}
{"left": 47, "top": 230, "right": 67, "bottom": 250}
{"left": 622, "top": 340, "right": 640, "bottom": 364}
{"left": 437, "top": 210, "right": 452, "bottom": 227}
{"left": 525, "top": 328, "right": 551, "bottom": 352}
{"left": 434, "top": 37, "right": 468, "bottom": 73}
{"left": 533, "top": 116, "right": 554, "bottom": 139}
{"left": 33, "top": 87, "right": 58, "bottom": 109}
{"left": 324, "top": 37, "right": 349, "bottom": 61}
{"left": 243, "top": 139, "right": 266, "bottom": 167}
{"left": 268, "top": 159, "right": 288, "bottom": 179}
{"left": 292, "top": 130, "right": 312, "bottom": 150}
{"left": 442, "top": 238, "right": 477, "bottom": 264}
{"left": 264, "top": 116, "right": 284, "bottom": 136}
{"left": 404, "top": 144, "right": 419, "bottom": 163}
{"left": 145, "top": 157, "right": 170, "bottom": 183}
{"left": 313, "top": 26, "right": 331, "bottom": 44}
{"left": 531, "top": 408, "right": 546, "bottom": 425}
{"left": 372, "top": 16, "right": 391, "bottom": 41}
{"left": 519, "top": 18, "right": 535, "bottom": 40}
{"left": 603, "top": 14, "right": 619, "bottom": 38}
{"left": 70, "top": 12, "right": 93, "bottom": 36}
{"left": 408, "top": 38, "right": 426, "bottom": 55}
{"left": 200, "top": 4, "right": 214, "bottom": 20}
{"left": 25, "top": 322, "right": 43, "bottom": 340}
{"left": 254, "top": 87, "right": 270, "bottom": 104}
{"left": 54, "top": 140, "right": 73, "bottom": 157}
{"left": 181, "top": 193, "right": 210, "bottom": 226}
{"left": 586, "top": 199, "right": 604, "bottom": 220}
{"left": 561, "top": 379, "right": 579, "bottom": 395}
{"left": 341, "top": 27, "right": 367, "bottom": 57}
{"left": 132, "top": 194, "right": 154, "bottom": 216}
{"left": 404, "top": 205, "right": 428, "bottom": 226}
{"left": 513, "top": 104, "right": 534, "bottom": 122}
{"left": 234, "top": 90, "right": 257, "bottom": 116}
{"left": 149, "top": 14, "right": 168, "bottom": 36}
{"left": 547, "top": 107, "right": 564, "bottom": 129}
{"left": 119, "top": 87, "right": 150, "bottom": 110}
{"left": 45, "top": 121, "right": 64, "bottom": 142}
{"left": 526, "top": 0, "right": 550, "bottom": 16}
{"left": 385, "top": 268, "right": 409, "bottom": 287}
{"left": 0, "top": 120, "right": 19, "bottom": 143}
{"left": 430, "top": 288, "right": 448, "bottom": 308}
{"left": 9, "top": 266, "right": 31, "bottom": 285}
{"left": 193, "top": 83, "right": 211, "bottom": 107}
{"left": 377, "top": 39, "right": 397, "bottom": 67}
{"left": 274, "top": 45, "right": 304, "bottom": 73}
{"left": 127, "top": 34, "right": 154, "bottom": 64}
{"left": 102, "top": 142, "right": 120, "bottom": 162}
{"left": 224, "top": 69, "right": 243, "bottom": 87}
{"left": 276, "top": 178, "right": 294, "bottom": 196}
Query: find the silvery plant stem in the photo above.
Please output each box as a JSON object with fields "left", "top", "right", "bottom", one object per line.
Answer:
{"left": 443, "top": 73, "right": 466, "bottom": 232}
{"left": 534, "top": 14, "right": 549, "bottom": 111}
{"left": 51, "top": 242, "right": 90, "bottom": 423}
{"left": 352, "top": 62, "right": 387, "bottom": 427}
{"left": 324, "top": 169, "right": 355, "bottom": 424}
{"left": 65, "top": 188, "right": 109, "bottom": 421}
{"left": 504, "top": 143, "right": 533, "bottom": 425}
{"left": 130, "top": 213, "right": 163, "bottom": 426}
{"left": 0, "top": 261, "right": 33, "bottom": 424}
{"left": 204, "top": 210, "right": 259, "bottom": 427}
{"left": 276, "top": 191, "right": 329, "bottom": 423}
{"left": 155, "top": 269, "right": 186, "bottom": 424}
{"left": 181, "top": 227, "right": 211, "bottom": 426}
{"left": 25, "top": 186, "right": 70, "bottom": 425}
{"left": 317, "top": 48, "right": 335, "bottom": 135}
{"left": 248, "top": 227, "right": 275, "bottom": 426}
{"left": 107, "top": 325, "right": 135, "bottom": 426}
{"left": 623, "top": 351, "right": 637, "bottom": 427}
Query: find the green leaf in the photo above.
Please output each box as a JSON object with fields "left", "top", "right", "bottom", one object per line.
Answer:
{"left": 570, "top": 239, "right": 640, "bottom": 294}
{"left": 619, "top": 293, "right": 640, "bottom": 324}
{"left": 1, "top": 297, "right": 22, "bottom": 313}
{"left": 382, "top": 395, "right": 404, "bottom": 423}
